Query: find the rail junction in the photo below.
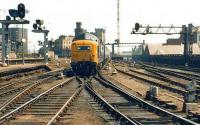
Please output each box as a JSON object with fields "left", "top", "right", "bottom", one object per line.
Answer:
{"left": 0, "top": 2, "right": 200, "bottom": 125}
{"left": 0, "top": 61, "right": 199, "bottom": 125}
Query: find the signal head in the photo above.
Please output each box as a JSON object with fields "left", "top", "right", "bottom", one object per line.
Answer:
{"left": 18, "top": 3, "right": 25, "bottom": 19}
{"left": 36, "top": 19, "right": 44, "bottom": 25}
{"left": 33, "top": 23, "right": 38, "bottom": 30}
{"left": 6, "top": 16, "right": 11, "bottom": 21}
{"left": 9, "top": 9, "right": 19, "bottom": 19}
{"left": 38, "top": 26, "right": 42, "bottom": 30}
{"left": 115, "top": 39, "right": 120, "bottom": 44}
{"left": 38, "top": 41, "right": 42, "bottom": 45}
{"left": 135, "top": 23, "right": 140, "bottom": 32}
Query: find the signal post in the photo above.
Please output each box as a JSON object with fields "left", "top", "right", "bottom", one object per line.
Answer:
{"left": 32, "top": 20, "right": 49, "bottom": 65}
{"left": 0, "top": 3, "right": 29, "bottom": 66}
{"left": 131, "top": 23, "right": 194, "bottom": 66}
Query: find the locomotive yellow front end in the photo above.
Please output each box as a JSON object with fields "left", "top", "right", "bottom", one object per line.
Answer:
{"left": 71, "top": 40, "right": 98, "bottom": 76}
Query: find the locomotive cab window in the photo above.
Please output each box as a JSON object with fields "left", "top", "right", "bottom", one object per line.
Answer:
{"left": 77, "top": 46, "right": 91, "bottom": 51}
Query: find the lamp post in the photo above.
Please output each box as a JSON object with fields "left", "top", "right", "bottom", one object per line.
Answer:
{"left": 21, "top": 38, "right": 26, "bottom": 65}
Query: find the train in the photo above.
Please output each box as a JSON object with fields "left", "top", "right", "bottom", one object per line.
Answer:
{"left": 71, "top": 22, "right": 110, "bottom": 76}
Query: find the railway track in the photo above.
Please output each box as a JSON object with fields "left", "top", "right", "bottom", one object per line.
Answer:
{"left": 87, "top": 74, "right": 197, "bottom": 125}
{"left": 0, "top": 68, "right": 63, "bottom": 93}
{"left": 120, "top": 63, "right": 200, "bottom": 90}
{"left": 0, "top": 77, "right": 75, "bottom": 124}
{"left": 0, "top": 65, "right": 56, "bottom": 93}
{"left": 115, "top": 62, "right": 200, "bottom": 96}
{"left": 139, "top": 62, "right": 200, "bottom": 74}
{"left": 138, "top": 63, "right": 200, "bottom": 85}
{"left": 0, "top": 67, "right": 197, "bottom": 124}
{"left": 11, "top": 77, "right": 81, "bottom": 125}
{"left": 128, "top": 68, "right": 187, "bottom": 89}
{"left": 0, "top": 65, "right": 51, "bottom": 78}
{"left": 47, "top": 86, "right": 114, "bottom": 125}
{"left": 115, "top": 66, "right": 187, "bottom": 96}
{"left": 0, "top": 69, "right": 64, "bottom": 117}
{"left": 46, "top": 77, "right": 123, "bottom": 125}
{"left": 0, "top": 77, "right": 120, "bottom": 125}
{"left": 0, "top": 76, "right": 119, "bottom": 125}
{"left": 0, "top": 69, "right": 46, "bottom": 83}
{"left": 0, "top": 68, "right": 63, "bottom": 91}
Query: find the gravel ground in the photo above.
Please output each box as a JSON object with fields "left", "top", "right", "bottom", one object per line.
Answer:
{"left": 48, "top": 58, "right": 70, "bottom": 70}
{"left": 102, "top": 69, "right": 184, "bottom": 111}
{"left": 0, "top": 58, "right": 70, "bottom": 73}
{"left": 0, "top": 64, "right": 42, "bottom": 73}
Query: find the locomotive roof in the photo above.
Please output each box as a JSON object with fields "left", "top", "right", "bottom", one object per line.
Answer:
{"left": 73, "top": 32, "right": 99, "bottom": 42}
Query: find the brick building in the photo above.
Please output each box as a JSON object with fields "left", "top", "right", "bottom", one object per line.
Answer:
{"left": 54, "top": 35, "right": 74, "bottom": 57}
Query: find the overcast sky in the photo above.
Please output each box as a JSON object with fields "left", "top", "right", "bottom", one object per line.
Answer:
{"left": 0, "top": 0, "right": 200, "bottom": 52}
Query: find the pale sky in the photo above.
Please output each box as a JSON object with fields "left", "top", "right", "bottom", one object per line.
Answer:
{"left": 0, "top": 0, "right": 200, "bottom": 52}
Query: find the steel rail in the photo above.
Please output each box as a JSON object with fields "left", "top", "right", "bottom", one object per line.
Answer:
{"left": 0, "top": 68, "right": 64, "bottom": 91}
{"left": 85, "top": 83, "right": 140, "bottom": 125}
{"left": 140, "top": 65, "right": 200, "bottom": 89}
{"left": 0, "top": 83, "right": 31, "bottom": 97}
{"left": 0, "top": 77, "right": 74, "bottom": 124}
{"left": 0, "top": 75, "right": 54, "bottom": 113}
{"left": 116, "top": 63, "right": 187, "bottom": 89}
{"left": 47, "top": 85, "right": 83, "bottom": 125}
{"left": 116, "top": 68, "right": 187, "bottom": 95}
{"left": 114, "top": 63, "right": 187, "bottom": 89}
{"left": 139, "top": 62, "right": 200, "bottom": 74}
{"left": 96, "top": 74, "right": 197, "bottom": 125}
{"left": 0, "top": 77, "right": 34, "bottom": 90}
{"left": 0, "top": 65, "right": 51, "bottom": 78}
{"left": 142, "top": 67, "right": 200, "bottom": 88}
{"left": 0, "top": 70, "right": 63, "bottom": 112}
{"left": 128, "top": 68, "right": 186, "bottom": 89}
{"left": 140, "top": 63, "right": 200, "bottom": 81}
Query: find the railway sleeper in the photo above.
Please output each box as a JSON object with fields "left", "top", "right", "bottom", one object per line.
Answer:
{"left": 117, "top": 68, "right": 186, "bottom": 95}
{"left": 188, "top": 112, "right": 200, "bottom": 123}
{"left": 0, "top": 77, "right": 74, "bottom": 124}
{"left": 97, "top": 74, "right": 197, "bottom": 125}
{"left": 85, "top": 83, "right": 140, "bottom": 125}
{"left": 128, "top": 68, "right": 186, "bottom": 89}
{"left": 145, "top": 94, "right": 177, "bottom": 110}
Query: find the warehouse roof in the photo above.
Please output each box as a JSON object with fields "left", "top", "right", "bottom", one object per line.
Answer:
{"left": 192, "top": 43, "right": 200, "bottom": 55}
{"left": 155, "top": 44, "right": 183, "bottom": 55}
{"left": 192, "top": 27, "right": 200, "bottom": 33}
{"left": 144, "top": 43, "right": 200, "bottom": 55}
{"left": 144, "top": 43, "right": 162, "bottom": 55}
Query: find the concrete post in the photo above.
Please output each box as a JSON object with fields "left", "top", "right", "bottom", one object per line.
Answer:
{"left": 21, "top": 42, "right": 24, "bottom": 65}
{"left": 0, "top": 20, "right": 29, "bottom": 66}
{"left": 103, "top": 44, "right": 106, "bottom": 63}
{"left": 146, "top": 86, "right": 158, "bottom": 100}
{"left": 1, "top": 24, "right": 5, "bottom": 65}
{"left": 183, "top": 80, "right": 197, "bottom": 112}
{"left": 32, "top": 29, "right": 49, "bottom": 65}
{"left": 184, "top": 80, "right": 197, "bottom": 102}
{"left": 44, "top": 32, "right": 48, "bottom": 65}
{"left": 112, "top": 44, "right": 115, "bottom": 58}
{"left": 183, "top": 25, "right": 189, "bottom": 66}
{"left": 1, "top": 24, "right": 9, "bottom": 66}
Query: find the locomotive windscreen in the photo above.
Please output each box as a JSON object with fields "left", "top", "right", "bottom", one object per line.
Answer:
{"left": 77, "top": 46, "right": 91, "bottom": 51}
